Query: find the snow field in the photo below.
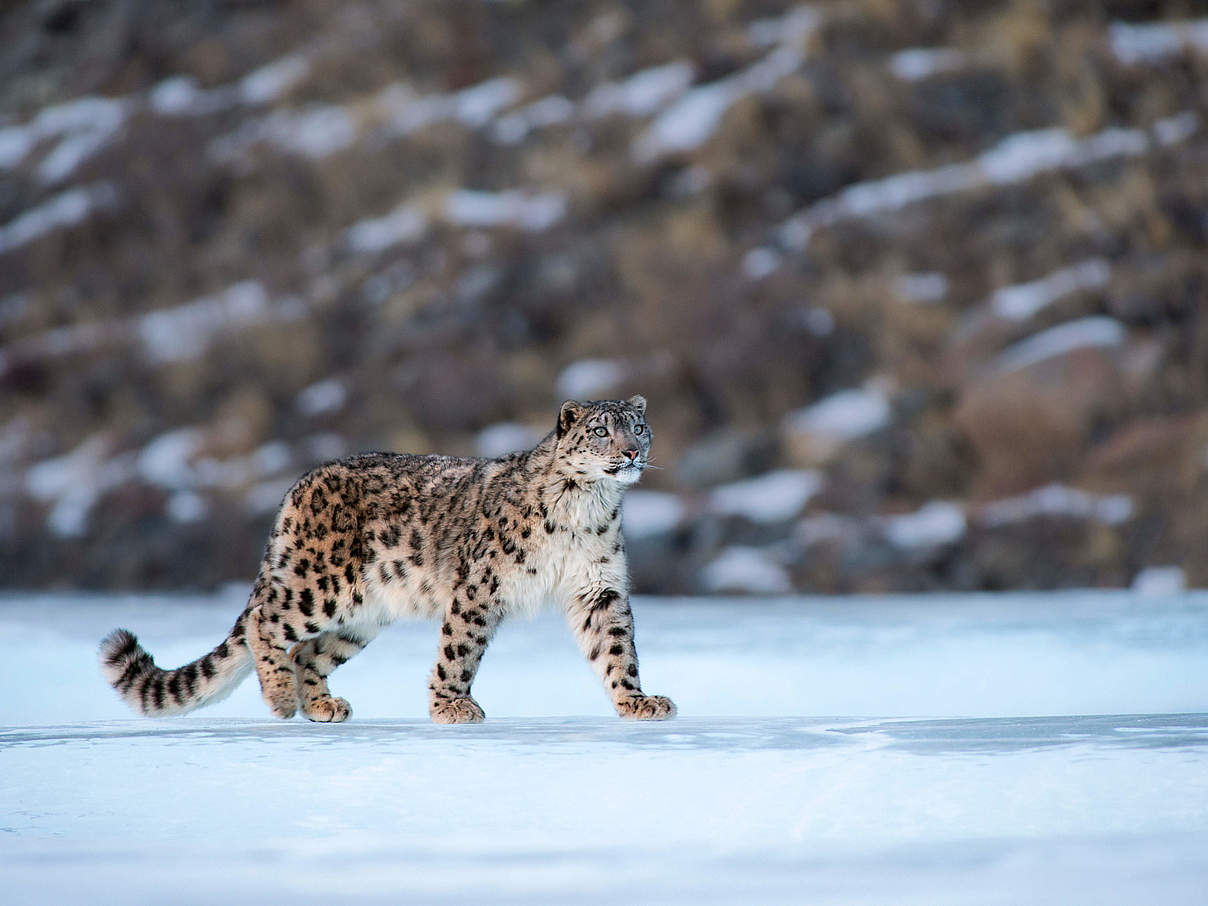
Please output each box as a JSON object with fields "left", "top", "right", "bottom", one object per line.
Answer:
{"left": 1, "top": 592, "right": 1206, "bottom": 903}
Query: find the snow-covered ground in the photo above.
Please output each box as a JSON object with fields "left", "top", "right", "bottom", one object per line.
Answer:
{"left": 2, "top": 591, "right": 1207, "bottom": 903}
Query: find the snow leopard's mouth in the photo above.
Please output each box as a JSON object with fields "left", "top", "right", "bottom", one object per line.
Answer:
{"left": 606, "top": 460, "right": 644, "bottom": 476}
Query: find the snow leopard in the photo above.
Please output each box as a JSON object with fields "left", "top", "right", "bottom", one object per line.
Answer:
{"left": 99, "top": 396, "right": 676, "bottom": 724}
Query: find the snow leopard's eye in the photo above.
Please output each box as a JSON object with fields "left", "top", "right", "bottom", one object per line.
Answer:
{"left": 593, "top": 427, "right": 608, "bottom": 437}
{"left": 634, "top": 424, "right": 646, "bottom": 435}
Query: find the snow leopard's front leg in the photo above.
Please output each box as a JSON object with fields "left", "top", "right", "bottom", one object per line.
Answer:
{"left": 568, "top": 588, "right": 676, "bottom": 720}
{"left": 427, "top": 595, "right": 503, "bottom": 724}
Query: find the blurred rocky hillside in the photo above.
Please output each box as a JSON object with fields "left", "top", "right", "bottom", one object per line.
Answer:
{"left": 2, "top": 0, "right": 1207, "bottom": 594}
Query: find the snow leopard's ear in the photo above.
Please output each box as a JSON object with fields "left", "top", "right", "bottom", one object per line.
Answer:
{"left": 626, "top": 394, "right": 647, "bottom": 415}
{"left": 557, "top": 400, "right": 585, "bottom": 438}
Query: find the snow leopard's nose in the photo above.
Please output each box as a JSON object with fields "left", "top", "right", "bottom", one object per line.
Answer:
{"left": 622, "top": 448, "right": 640, "bottom": 462}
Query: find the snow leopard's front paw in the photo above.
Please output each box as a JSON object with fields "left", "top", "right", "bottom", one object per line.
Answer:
{"left": 302, "top": 695, "right": 352, "bottom": 723}
{"left": 615, "top": 693, "right": 677, "bottom": 720}
{"left": 430, "top": 696, "right": 486, "bottom": 724}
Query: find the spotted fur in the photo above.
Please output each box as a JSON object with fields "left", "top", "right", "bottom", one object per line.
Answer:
{"left": 99, "top": 396, "right": 675, "bottom": 724}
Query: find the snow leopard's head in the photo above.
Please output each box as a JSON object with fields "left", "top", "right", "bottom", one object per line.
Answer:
{"left": 554, "top": 395, "right": 651, "bottom": 485}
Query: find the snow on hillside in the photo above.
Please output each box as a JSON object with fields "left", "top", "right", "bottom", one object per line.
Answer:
{"left": 784, "top": 387, "right": 892, "bottom": 443}
{"left": 0, "top": 182, "right": 118, "bottom": 254}
{"left": 989, "top": 259, "right": 1112, "bottom": 321}
{"left": 1108, "top": 18, "right": 1208, "bottom": 64}
{"left": 775, "top": 118, "right": 1197, "bottom": 250}
{"left": 701, "top": 545, "right": 792, "bottom": 593}
{"left": 443, "top": 188, "right": 567, "bottom": 231}
{"left": 992, "top": 316, "right": 1127, "bottom": 373}
{"left": 708, "top": 469, "right": 822, "bottom": 523}
{"left": 4, "top": 0, "right": 1208, "bottom": 595}
{"left": 978, "top": 483, "right": 1133, "bottom": 527}
{"left": 879, "top": 501, "right": 966, "bottom": 549}
{"left": 621, "top": 490, "right": 686, "bottom": 538}
{"left": 888, "top": 47, "right": 967, "bottom": 81}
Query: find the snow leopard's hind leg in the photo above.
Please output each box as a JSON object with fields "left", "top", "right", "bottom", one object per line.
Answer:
{"left": 246, "top": 584, "right": 302, "bottom": 719}
{"left": 290, "top": 625, "right": 381, "bottom": 722}
{"left": 248, "top": 463, "right": 371, "bottom": 720}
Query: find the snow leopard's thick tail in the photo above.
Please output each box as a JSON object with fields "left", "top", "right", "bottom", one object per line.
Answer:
{"left": 99, "top": 620, "right": 254, "bottom": 717}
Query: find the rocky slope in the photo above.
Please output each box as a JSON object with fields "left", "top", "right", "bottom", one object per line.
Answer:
{"left": 2, "top": 0, "right": 1206, "bottom": 593}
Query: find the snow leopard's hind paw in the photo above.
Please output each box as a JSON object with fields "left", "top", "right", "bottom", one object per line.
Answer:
{"left": 616, "top": 694, "right": 676, "bottom": 720}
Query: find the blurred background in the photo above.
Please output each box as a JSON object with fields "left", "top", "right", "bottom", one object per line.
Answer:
{"left": 1, "top": 0, "right": 1205, "bottom": 595}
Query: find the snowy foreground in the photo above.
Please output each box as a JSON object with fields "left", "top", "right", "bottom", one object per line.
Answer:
{"left": 2, "top": 591, "right": 1207, "bottom": 904}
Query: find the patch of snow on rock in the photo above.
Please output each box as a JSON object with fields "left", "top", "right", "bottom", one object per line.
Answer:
{"left": 881, "top": 501, "right": 967, "bottom": 548}
{"left": 26, "top": 435, "right": 131, "bottom": 537}
{"left": 138, "top": 281, "right": 272, "bottom": 363}
{"left": 149, "top": 53, "right": 308, "bottom": 117}
{"left": 1153, "top": 111, "right": 1200, "bottom": 146}
{"left": 990, "top": 259, "right": 1111, "bottom": 321}
{"left": 252, "top": 441, "right": 292, "bottom": 476}
{"left": 453, "top": 78, "right": 523, "bottom": 127}
{"left": 265, "top": 106, "right": 359, "bottom": 158}
{"left": 295, "top": 379, "right": 347, "bottom": 417}
{"left": 889, "top": 48, "right": 966, "bottom": 81}
{"left": 382, "top": 77, "right": 522, "bottom": 136}
{"left": 26, "top": 435, "right": 108, "bottom": 503}
{"left": 893, "top": 273, "right": 947, "bottom": 305}
{"left": 475, "top": 422, "right": 543, "bottom": 458}
{"left": 0, "top": 96, "right": 129, "bottom": 183}
{"left": 492, "top": 94, "right": 575, "bottom": 143}
{"left": 979, "top": 483, "right": 1134, "bottom": 527}
{"left": 38, "top": 130, "right": 114, "bottom": 185}
{"left": 555, "top": 358, "right": 626, "bottom": 400}
{"left": 37, "top": 98, "right": 128, "bottom": 181}
{"left": 622, "top": 490, "right": 686, "bottom": 538}
{"left": 344, "top": 203, "right": 427, "bottom": 254}
{"left": 245, "top": 479, "right": 293, "bottom": 515}
{"left": 209, "top": 105, "right": 358, "bottom": 161}
{"left": 1109, "top": 19, "right": 1208, "bottom": 65}
{"left": 194, "top": 441, "right": 292, "bottom": 490}
{"left": 1131, "top": 566, "right": 1187, "bottom": 596}
{"left": 634, "top": 17, "right": 816, "bottom": 162}
{"left": 747, "top": 6, "right": 821, "bottom": 48}
{"left": 632, "top": 47, "right": 802, "bottom": 159}
{"left": 148, "top": 77, "right": 233, "bottom": 116}
{"left": 785, "top": 387, "right": 892, "bottom": 442}
{"left": 701, "top": 545, "right": 791, "bottom": 594}
{"left": 0, "top": 183, "right": 118, "bottom": 254}
{"left": 0, "top": 123, "right": 35, "bottom": 169}
{"left": 634, "top": 81, "right": 735, "bottom": 159}
{"left": 994, "top": 316, "right": 1126, "bottom": 373}
{"left": 137, "top": 428, "right": 205, "bottom": 489}
{"left": 984, "top": 128, "right": 1149, "bottom": 184}
{"left": 1130, "top": 567, "right": 1188, "bottom": 596}
{"left": 895, "top": 272, "right": 949, "bottom": 304}
{"left": 742, "top": 247, "right": 782, "bottom": 280}
{"left": 238, "top": 55, "right": 309, "bottom": 105}
{"left": 303, "top": 433, "right": 347, "bottom": 463}
{"left": 584, "top": 61, "right": 696, "bottom": 118}
{"left": 166, "top": 490, "right": 209, "bottom": 524}
{"left": 796, "top": 512, "right": 860, "bottom": 547}
{"left": 444, "top": 189, "right": 566, "bottom": 231}
{"left": 800, "top": 307, "right": 835, "bottom": 336}
{"left": 709, "top": 469, "right": 823, "bottom": 524}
